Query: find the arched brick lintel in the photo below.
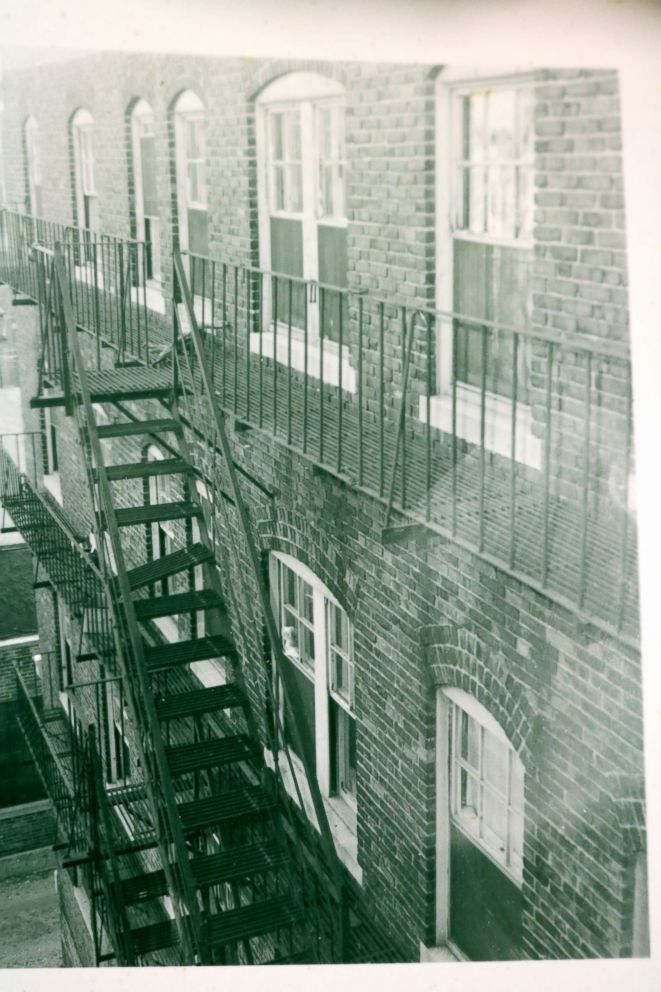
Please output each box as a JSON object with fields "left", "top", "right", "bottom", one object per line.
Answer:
{"left": 257, "top": 507, "right": 357, "bottom": 616}
{"left": 421, "top": 623, "right": 535, "bottom": 770}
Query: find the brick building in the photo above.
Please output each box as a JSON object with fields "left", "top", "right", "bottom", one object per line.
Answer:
{"left": 0, "top": 49, "right": 649, "bottom": 966}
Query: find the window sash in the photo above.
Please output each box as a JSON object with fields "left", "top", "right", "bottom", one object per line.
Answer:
{"left": 449, "top": 700, "right": 523, "bottom": 878}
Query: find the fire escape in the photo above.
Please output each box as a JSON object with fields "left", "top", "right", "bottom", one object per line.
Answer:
{"left": 0, "top": 218, "right": 395, "bottom": 965}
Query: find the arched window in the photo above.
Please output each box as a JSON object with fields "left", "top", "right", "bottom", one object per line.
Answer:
{"left": 71, "top": 108, "right": 98, "bottom": 232}
{"left": 173, "top": 90, "right": 208, "bottom": 256}
{"left": 269, "top": 551, "right": 358, "bottom": 875}
{"left": 24, "top": 116, "right": 42, "bottom": 216}
{"left": 256, "top": 72, "right": 347, "bottom": 344}
{"left": 130, "top": 99, "right": 161, "bottom": 284}
{"left": 435, "top": 687, "right": 524, "bottom": 960}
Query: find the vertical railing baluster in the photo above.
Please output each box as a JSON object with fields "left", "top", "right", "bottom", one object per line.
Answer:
{"left": 337, "top": 290, "right": 343, "bottom": 474}
{"left": 273, "top": 277, "right": 278, "bottom": 437}
{"left": 478, "top": 323, "right": 487, "bottom": 553}
{"left": 222, "top": 263, "right": 228, "bottom": 405}
{"left": 258, "top": 271, "right": 264, "bottom": 429}
{"left": 578, "top": 351, "right": 592, "bottom": 609}
{"left": 303, "top": 284, "right": 309, "bottom": 454}
{"left": 358, "top": 295, "right": 364, "bottom": 488}
{"left": 319, "top": 288, "right": 325, "bottom": 465}
{"left": 451, "top": 318, "right": 458, "bottom": 537}
{"left": 233, "top": 266, "right": 239, "bottom": 415}
{"left": 379, "top": 302, "right": 385, "bottom": 498}
{"left": 245, "top": 267, "right": 251, "bottom": 423}
{"left": 287, "top": 280, "right": 293, "bottom": 445}
{"left": 400, "top": 308, "right": 407, "bottom": 510}
{"left": 541, "top": 341, "right": 554, "bottom": 587}
{"left": 617, "top": 363, "right": 633, "bottom": 631}
{"left": 509, "top": 333, "right": 519, "bottom": 569}
{"left": 426, "top": 314, "right": 432, "bottom": 523}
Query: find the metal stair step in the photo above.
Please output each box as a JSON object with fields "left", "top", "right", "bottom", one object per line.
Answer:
{"left": 134, "top": 588, "right": 224, "bottom": 621}
{"left": 206, "top": 895, "right": 303, "bottom": 949}
{"left": 103, "top": 458, "right": 190, "bottom": 481}
{"left": 126, "top": 543, "right": 213, "bottom": 589}
{"left": 119, "top": 840, "right": 287, "bottom": 906}
{"left": 156, "top": 683, "right": 244, "bottom": 721}
{"left": 97, "top": 418, "right": 179, "bottom": 439}
{"left": 166, "top": 734, "right": 260, "bottom": 776}
{"left": 86, "top": 367, "right": 172, "bottom": 403}
{"left": 144, "top": 634, "right": 236, "bottom": 672}
{"left": 177, "top": 785, "right": 276, "bottom": 833}
{"left": 130, "top": 919, "right": 178, "bottom": 957}
{"left": 116, "top": 501, "right": 199, "bottom": 527}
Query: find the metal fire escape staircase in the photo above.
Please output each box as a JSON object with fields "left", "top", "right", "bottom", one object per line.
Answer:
{"left": 28, "top": 242, "right": 349, "bottom": 965}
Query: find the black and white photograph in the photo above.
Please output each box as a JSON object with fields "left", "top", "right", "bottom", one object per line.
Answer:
{"left": 0, "top": 1, "right": 658, "bottom": 987}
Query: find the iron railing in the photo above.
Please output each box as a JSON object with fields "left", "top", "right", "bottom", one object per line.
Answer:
{"left": 0, "top": 208, "right": 639, "bottom": 639}
{"left": 173, "top": 250, "right": 349, "bottom": 960}
{"left": 183, "top": 250, "right": 638, "bottom": 641}
{"left": 0, "top": 209, "right": 160, "bottom": 367}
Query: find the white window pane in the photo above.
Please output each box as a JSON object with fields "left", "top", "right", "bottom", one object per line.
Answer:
{"left": 458, "top": 708, "right": 480, "bottom": 769}
{"left": 487, "top": 165, "right": 516, "bottom": 239}
{"left": 300, "top": 624, "right": 315, "bottom": 669}
{"left": 271, "top": 113, "right": 284, "bottom": 161}
{"left": 288, "top": 164, "right": 303, "bottom": 212}
{"left": 467, "top": 93, "right": 486, "bottom": 162}
{"left": 517, "top": 166, "right": 534, "bottom": 240}
{"left": 487, "top": 89, "right": 516, "bottom": 162}
{"left": 482, "top": 731, "right": 509, "bottom": 795}
{"left": 510, "top": 756, "right": 524, "bottom": 813}
{"left": 459, "top": 766, "right": 479, "bottom": 816}
{"left": 287, "top": 110, "right": 302, "bottom": 160}
{"left": 282, "top": 565, "right": 297, "bottom": 607}
{"left": 273, "top": 164, "right": 285, "bottom": 211}
{"left": 510, "top": 810, "right": 524, "bottom": 867}
{"left": 299, "top": 577, "right": 314, "bottom": 622}
{"left": 468, "top": 166, "right": 486, "bottom": 234}
{"left": 483, "top": 789, "right": 508, "bottom": 851}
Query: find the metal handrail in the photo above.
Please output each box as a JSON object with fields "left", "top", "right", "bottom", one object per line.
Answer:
{"left": 174, "top": 247, "right": 349, "bottom": 958}
{"left": 48, "top": 242, "right": 204, "bottom": 964}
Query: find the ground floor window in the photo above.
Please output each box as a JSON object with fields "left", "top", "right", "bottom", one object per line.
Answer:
{"left": 436, "top": 687, "right": 524, "bottom": 961}
{"left": 269, "top": 552, "right": 358, "bottom": 872}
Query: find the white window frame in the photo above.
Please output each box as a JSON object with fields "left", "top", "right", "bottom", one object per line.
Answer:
{"left": 174, "top": 90, "right": 207, "bottom": 256}
{"left": 253, "top": 73, "right": 355, "bottom": 392}
{"left": 71, "top": 108, "right": 98, "bottom": 230}
{"left": 422, "top": 70, "right": 541, "bottom": 470}
{"left": 41, "top": 407, "right": 63, "bottom": 505}
{"left": 268, "top": 551, "right": 360, "bottom": 879}
{"left": 434, "top": 687, "right": 524, "bottom": 950}
{"left": 130, "top": 98, "right": 162, "bottom": 297}
{"left": 24, "top": 116, "right": 41, "bottom": 216}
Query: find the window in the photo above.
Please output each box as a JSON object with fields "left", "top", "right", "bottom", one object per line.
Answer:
{"left": 448, "top": 694, "right": 523, "bottom": 879}
{"left": 427, "top": 74, "right": 540, "bottom": 469}
{"left": 434, "top": 687, "right": 524, "bottom": 960}
{"left": 40, "top": 408, "right": 62, "bottom": 504}
{"left": 270, "top": 553, "right": 358, "bottom": 859}
{"left": 71, "top": 108, "right": 98, "bottom": 233}
{"left": 174, "top": 90, "right": 208, "bottom": 257}
{"left": 24, "top": 117, "right": 42, "bottom": 216}
{"left": 254, "top": 73, "right": 353, "bottom": 387}
{"left": 130, "top": 99, "right": 161, "bottom": 285}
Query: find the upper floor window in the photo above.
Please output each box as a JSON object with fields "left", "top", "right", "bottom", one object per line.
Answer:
{"left": 450, "top": 80, "right": 533, "bottom": 404}
{"left": 130, "top": 99, "right": 161, "bottom": 284}
{"left": 256, "top": 73, "right": 348, "bottom": 344}
{"left": 24, "top": 116, "right": 42, "bottom": 216}
{"left": 71, "top": 108, "right": 98, "bottom": 232}
{"left": 427, "top": 74, "right": 540, "bottom": 470}
{"left": 270, "top": 552, "right": 357, "bottom": 846}
{"left": 173, "top": 90, "right": 208, "bottom": 256}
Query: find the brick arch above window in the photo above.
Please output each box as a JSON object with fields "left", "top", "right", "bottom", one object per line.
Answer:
{"left": 257, "top": 507, "right": 356, "bottom": 617}
{"left": 246, "top": 60, "right": 349, "bottom": 104}
{"left": 421, "top": 622, "right": 535, "bottom": 767}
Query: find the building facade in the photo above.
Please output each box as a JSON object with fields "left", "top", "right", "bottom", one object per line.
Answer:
{"left": 0, "top": 50, "right": 648, "bottom": 966}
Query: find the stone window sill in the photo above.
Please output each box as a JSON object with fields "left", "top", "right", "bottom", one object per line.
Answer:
{"left": 249, "top": 330, "right": 357, "bottom": 393}
{"left": 419, "top": 385, "right": 542, "bottom": 471}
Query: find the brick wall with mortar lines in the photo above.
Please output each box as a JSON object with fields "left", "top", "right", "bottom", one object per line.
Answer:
{"left": 0, "top": 56, "right": 645, "bottom": 961}
{"left": 1, "top": 58, "right": 634, "bottom": 538}
{"left": 220, "top": 418, "right": 645, "bottom": 960}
